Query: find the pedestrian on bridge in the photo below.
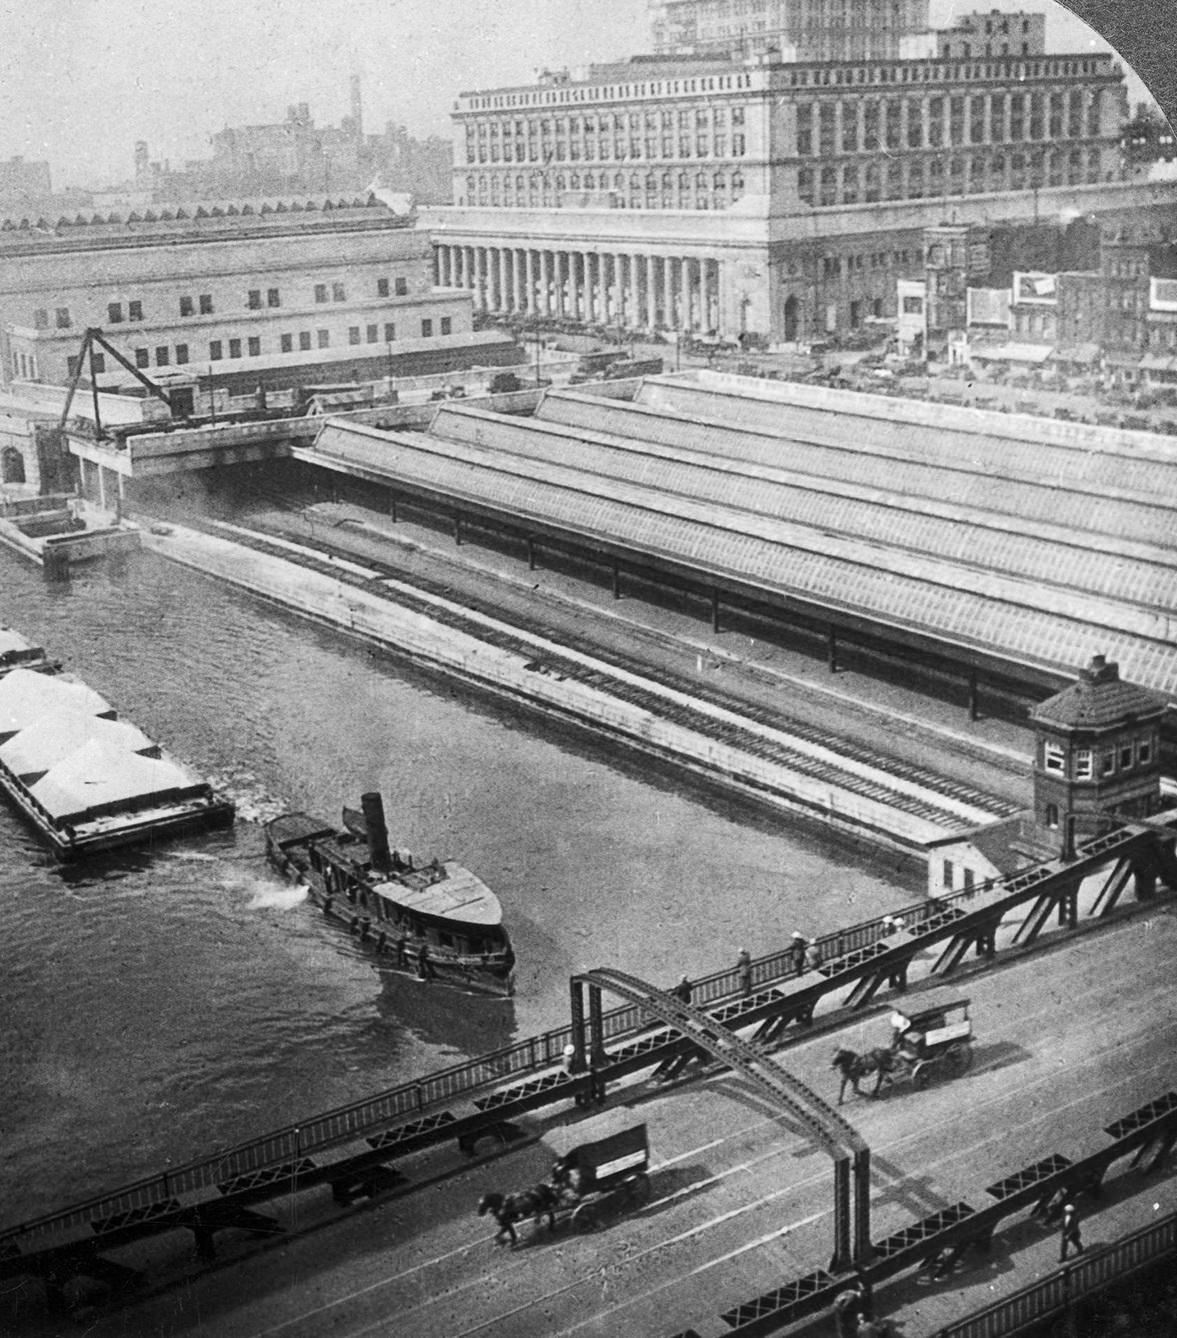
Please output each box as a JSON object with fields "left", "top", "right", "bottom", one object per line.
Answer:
{"left": 789, "top": 931, "right": 807, "bottom": 976}
{"left": 672, "top": 975, "right": 692, "bottom": 1005}
{"left": 737, "top": 948, "right": 752, "bottom": 996}
{"left": 803, "top": 939, "right": 824, "bottom": 973}
{"left": 831, "top": 1284, "right": 866, "bottom": 1338}
{"left": 1059, "top": 1202, "right": 1084, "bottom": 1261}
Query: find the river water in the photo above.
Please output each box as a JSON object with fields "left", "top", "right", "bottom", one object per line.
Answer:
{"left": 0, "top": 544, "right": 919, "bottom": 1223}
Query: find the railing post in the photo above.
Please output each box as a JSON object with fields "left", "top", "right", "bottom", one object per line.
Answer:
{"left": 569, "top": 978, "right": 587, "bottom": 1073}
{"left": 831, "top": 1154, "right": 853, "bottom": 1274}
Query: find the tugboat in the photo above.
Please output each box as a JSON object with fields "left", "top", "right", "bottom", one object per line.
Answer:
{"left": 264, "top": 792, "right": 515, "bottom": 996}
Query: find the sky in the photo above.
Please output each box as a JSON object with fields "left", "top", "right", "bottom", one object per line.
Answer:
{"left": 0, "top": 0, "right": 1154, "bottom": 190}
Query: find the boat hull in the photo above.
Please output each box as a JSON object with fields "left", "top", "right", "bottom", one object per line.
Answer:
{"left": 265, "top": 818, "right": 515, "bottom": 998}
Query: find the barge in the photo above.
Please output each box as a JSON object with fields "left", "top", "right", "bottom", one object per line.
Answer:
{"left": 265, "top": 792, "right": 515, "bottom": 996}
{"left": 0, "top": 665, "right": 234, "bottom": 859}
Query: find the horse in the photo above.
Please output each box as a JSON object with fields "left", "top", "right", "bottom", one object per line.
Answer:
{"left": 831, "top": 1046, "right": 896, "bottom": 1104}
{"left": 477, "top": 1181, "right": 559, "bottom": 1246}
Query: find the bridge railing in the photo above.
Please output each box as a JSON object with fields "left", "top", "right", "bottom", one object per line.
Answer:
{"left": 935, "top": 1209, "right": 1177, "bottom": 1338}
{"left": 6, "top": 819, "right": 1173, "bottom": 1248}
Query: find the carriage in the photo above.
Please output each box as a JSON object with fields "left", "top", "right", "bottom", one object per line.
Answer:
{"left": 887, "top": 998, "right": 974, "bottom": 1089}
{"left": 546, "top": 1109, "right": 652, "bottom": 1230}
{"left": 833, "top": 997, "right": 974, "bottom": 1103}
{"left": 478, "top": 1110, "right": 651, "bottom": 1244}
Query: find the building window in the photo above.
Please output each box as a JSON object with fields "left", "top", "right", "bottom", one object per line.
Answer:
{"left": 1043, "top": 741, "right": 1066, "bottom": 774}
{"left": 395, "top": 277, "right": 409, "bottom": 296}
{"left": 55, "top": 308, "right": 72, "bottom": 330}
{"left": 421, "top": 319, "right": 433, "bottom": 337}
{"left": 128, "top": 300, "right": 143, "bottom": 322}
{"left": 366, "top": 324, "right": 379, "bottom": 343}
{"left": 298, "top": 331, "right": 311, "bottom": 351}
{"left": 155, "top": 347, "right": 169, "bottom": 367}
{"left": 107, "top": 302, "right": 124, "bottom": 324}
{"left": 1075, "top": 749, "right": 1093, "bottom": 779}
{"left": 317, "top": 329, "right": 330, "bottom": 348}
{"left": 225, "top": 338, "right": 239, "bottom": 358}
{"left": 209, "top": 340, "right": 223, "bottom": 360}
{"left": 962, "top": 867, "right": 975, "bottom": 890}
{"left": 349, "top": 326, "right": 361, "bottom": 345}
{"left": 441, "top": 316, "right": 452, "bottom": 335}
{"left": 199, "top": 294, "right": 213, "bottom": 314}
{"left": 180, "top": 295, "right": 194, "bottom": 317}
{"left": 267, "top": 288, "right": 281, "bottom": 308}
{"left": 33, "top": 308, "right": 49, "bottom": 329}
{"left": 281, "top": 333, "right": 293, "bottom": 353}
{"left": 1139, "top": 738, "right": 1153, "bottom": 765}
{"left": 314, "top": 284, "right": 329, "bottom": 304}
{"left": 134, "top": 348, "right": 149, "bottom": 368}
{"left": 377, "top": 278, "right": 390, "bottom": 297}
{"left": 248, "top": 336, "right": 261, "bottom": 357}
{"left": 1119, "top": 745, "right": 1133, "bottom": 769}
{"left": 248, "top": 289, "right": 262, "bottom": 310}
{"left": 332, "top": 282, "right": 346, "bottom": 302}
{"left": 1101, "top": 751, "right": 1115, "bottom": 776}
{"left": 176, "top": 344, "right": 189, "bottom": 365}
{"left": 942, "top": 859, "right": 954, "bottom": 889}
{"left": 1044, "top": 802, "right": 1059, "bottom": 829}
{"left": 384, "top": 322, "right": 396, "bottom": 342}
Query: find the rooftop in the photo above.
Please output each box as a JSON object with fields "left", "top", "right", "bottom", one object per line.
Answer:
{"left": 1031, "top": 654, "right": 1169, "bottom": 731}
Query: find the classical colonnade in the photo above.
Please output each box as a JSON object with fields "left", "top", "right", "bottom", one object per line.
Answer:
{"left": 435, "top": 244, "right": 723, "bottom": 333}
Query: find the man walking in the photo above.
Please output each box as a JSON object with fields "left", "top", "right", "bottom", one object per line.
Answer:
{"left": 672, "top": 975, "right": 692, "bottom": 1005}
{"left": 1059, "top": 1202, "right": 1084, "bottom": 1261}
{"left": 737, "top": 948, "right": 752, "bottom": 996}
{"left": 789, "top": 931, "right": 807, "bottom": 976}
{"left": 831, "top": 1284, "right": 865, "bottom": 1338}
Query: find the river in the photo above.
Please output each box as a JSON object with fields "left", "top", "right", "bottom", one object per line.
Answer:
{"left": 0, "top": 543, "right": 920, "bottom": 1223}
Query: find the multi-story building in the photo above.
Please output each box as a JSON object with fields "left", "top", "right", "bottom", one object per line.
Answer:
{"left": 0, "top": 156, "right": 52, "bottom": 201}
{"left": 0, "top": 196, "right": 479, "bottom": 395}
{"left": 648, "top": 0, "right": 931, "bottom": 62}
{"left": 935, "top": 10, "right": 1045, "bottom": 60}
{"left": 424, "top": 38, "right": 1148, "bottom": 343}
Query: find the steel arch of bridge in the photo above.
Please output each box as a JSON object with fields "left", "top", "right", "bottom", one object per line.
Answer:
{"left": 571, "top": 965, "right": 872, "bottom": 1271}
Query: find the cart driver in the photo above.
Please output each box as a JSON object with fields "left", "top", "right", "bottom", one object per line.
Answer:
{"left": 549, "top": 1156, "right": 582, "bottom": 1205}
{"left": 889, "top": 1010, "right": 915, "bottom": 1055}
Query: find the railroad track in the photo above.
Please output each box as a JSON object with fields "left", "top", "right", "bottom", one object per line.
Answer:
{"left": 164, "top": 510, "right": 1020, "bottom": 831}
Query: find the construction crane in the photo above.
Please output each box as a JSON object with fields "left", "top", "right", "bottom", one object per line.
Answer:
{"left": 58, "top": 327, "right": 175, "bottom": 441}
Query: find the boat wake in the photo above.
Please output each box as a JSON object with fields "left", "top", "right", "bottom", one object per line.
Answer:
{"left": 245, "top": 879, "right": 309, "bottom": 911}
{"left": 202, "top": 770, "right": 290, "bottom": 826}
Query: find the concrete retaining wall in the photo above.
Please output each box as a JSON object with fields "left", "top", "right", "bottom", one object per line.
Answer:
{"left": 144, "top": 522, "right": 969, "bottom": 853}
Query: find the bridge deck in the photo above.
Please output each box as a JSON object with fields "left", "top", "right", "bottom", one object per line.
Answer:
{"left": 26, "top": 906, "right": 1176, "bottom": 1338}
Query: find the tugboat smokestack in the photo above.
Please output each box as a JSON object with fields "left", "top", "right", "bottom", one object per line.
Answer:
{"left": 361, "top": 792, "right": 392, "bottom": 872}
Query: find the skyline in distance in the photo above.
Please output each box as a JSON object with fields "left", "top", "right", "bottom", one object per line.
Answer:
{"left": 0, "top": 0, "right": 1154, "bottom": 190}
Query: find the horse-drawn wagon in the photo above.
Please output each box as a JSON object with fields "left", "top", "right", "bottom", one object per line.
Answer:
{"left": 478, "top": 1109, "right": 651, "bottom": 1244}
{"left": 833, "top": 998, "right": 974, "bottom": 1103}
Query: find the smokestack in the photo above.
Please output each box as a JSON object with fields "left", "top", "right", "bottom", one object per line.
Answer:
{"left": 361, "top": 791, "right": 392, "bottom": 872}
{"left": 350, "top": 74, "right": 364, "bottom": 139}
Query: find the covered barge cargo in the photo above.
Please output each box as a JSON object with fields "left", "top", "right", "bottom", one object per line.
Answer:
{"left": 0, "top": 667, "right": 234, "bottom": 858}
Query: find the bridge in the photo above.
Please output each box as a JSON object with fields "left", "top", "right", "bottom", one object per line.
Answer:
{"left": 1, "top": 812, "right": 1174, "bottom": 1331}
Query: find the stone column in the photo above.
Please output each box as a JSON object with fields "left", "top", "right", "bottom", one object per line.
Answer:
{"left": 524, "top": 249, "right": 536, "bottom": 314}
{"left": 540, "top": 250, "right": 553, "bottom": 316}
{"left": 662, "top": 257, "right": 675, "bottom": 332}
{"left": 498, "top": 248, "right": 510, "bottom": 312}
{"left": 680, "top": 257, "right": 693, "bottom": 332}
{"left": 513, "top": 249, "right": 525, "bottom": 313}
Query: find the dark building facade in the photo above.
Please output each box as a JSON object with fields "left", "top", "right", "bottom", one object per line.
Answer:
{"left": 1030, "top": 654, "right": 1167, "bottom": 852}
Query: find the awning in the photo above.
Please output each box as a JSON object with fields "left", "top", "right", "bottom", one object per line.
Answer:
{"left": 1104, "top": 351, "right": 1144, "bottom": 368}
{"left": 971, "top": 342, "right": 1053, "bottom": 364}
{"left": 1140, "top": 353, "right": 1177, "bottom": 371}
{"left": 1048, "top": 343, "right": 1100, "bottom": 364}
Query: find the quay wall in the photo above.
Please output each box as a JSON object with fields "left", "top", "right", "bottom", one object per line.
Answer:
{"left": 142, "top": 521, "right": 967, "bottom": 852}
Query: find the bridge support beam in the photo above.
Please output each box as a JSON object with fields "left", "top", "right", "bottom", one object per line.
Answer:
{"left": 853, "top": 1148, "right": 873, "bottom": 1267}
{"left": 568, "top": 979, "right": 587, "bottom": 1072}
{"left": 832, "top": 1155, "right": 853, "bottom": 1274}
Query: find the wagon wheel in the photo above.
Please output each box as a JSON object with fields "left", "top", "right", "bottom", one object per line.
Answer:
{"left": 911, "top": 1061, "right": 931, "bottom": 1090}
{"left": 571, "top": 1200, "right": 600, "bottom": 1232}
{"left": 944, "top": 1041, "right": 973, "bottom": 1077}
{"left": 625, "top": 1172, "right": 651, "bottom": 1206}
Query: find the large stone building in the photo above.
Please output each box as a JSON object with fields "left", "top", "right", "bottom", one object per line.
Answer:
{"left": 648, "top": 0, "right": 931, "bottom": 62}
{"left": 0, "top": 196, "right": 478, "bottom": 399}
{"left": 423, "top": 33, "right": 1144, "bottom": 344}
